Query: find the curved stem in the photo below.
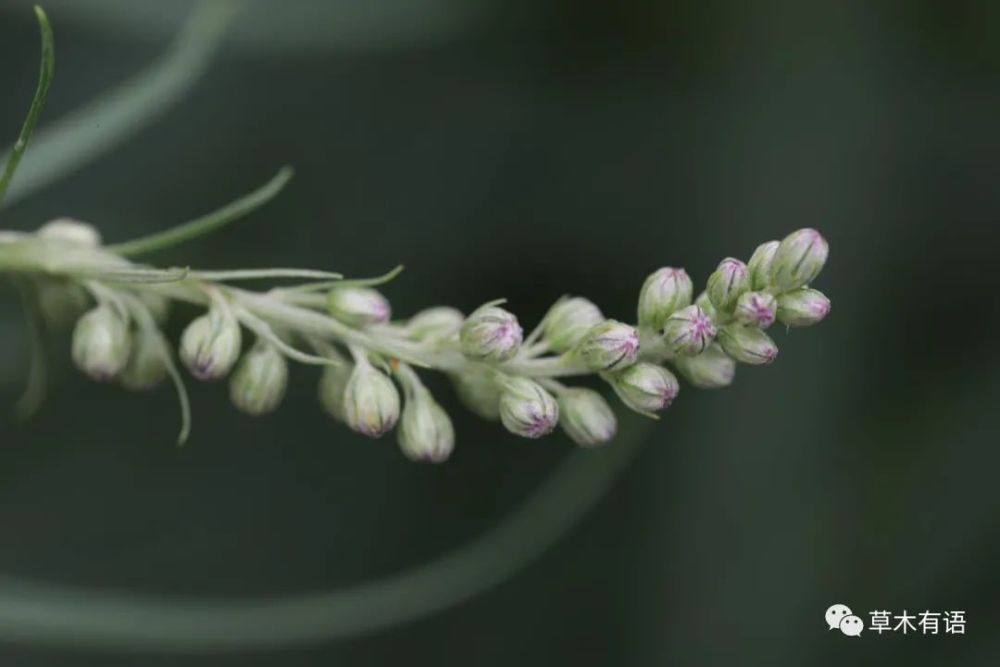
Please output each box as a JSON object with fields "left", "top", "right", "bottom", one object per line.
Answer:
{"left": 0, "top": 422, "right": 648, "bottom": 652}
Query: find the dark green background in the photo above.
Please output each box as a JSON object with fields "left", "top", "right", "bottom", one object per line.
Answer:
{"left": 1, "top": 0, "right": 998, "bottom": 664}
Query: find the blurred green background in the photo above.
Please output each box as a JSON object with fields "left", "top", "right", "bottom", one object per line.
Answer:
{"left": 1, "top": 0, "right": 999, "bottom": 664}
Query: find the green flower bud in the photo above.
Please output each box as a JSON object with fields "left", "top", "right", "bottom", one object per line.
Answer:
{"left": 694, "top": 291, "right": 718, "bottom": 322}
{"left": 609, "top": 362, "right": 679, "bottom": 414}
{"left": 662, "top": 305, "right": 716, "bottom": 357}
{"left": 398, "top": 387, "right": 455, "bottom": 463}
{"left": 637, "top": 267, "right": 693, "bottom": 330}
{"left": 318, "top": 363, "right": 354, "bottom": 422}
{"left": 498, "top": 376, "right": 559, "bottom": 439}
{"left": 557, "top": 388, "right": 617, "bottom": 447}
{"left": 770, "top": 228, "right": 828, "bottom": 291}
{"left": 35, "top": 279, "right": 90, "bottom": 328}
{"left": 717, "top": 324, "right": 778, "bottom": 365}
{"left": 229, "top": 343, "right": 288, "bottom": 416}
{"left": 706, "top": 257, "right": 750, "bottom": 313}
{"left": 460, "top": 304, "right": 523, "bottom": 362}
{"left": 72, "top": 305, "right": 131, "bottom": 381}
{"left": 327, "top": 287, "right": 391, "bottom": 327}
{"left": 119, "top": 328, "right": 167, "bottom": 390}
{"left": 179, "top": 307, "right": 242, "bottom": 381}
{"left": 748, "top": 240, "right": 779, "bottom": 290}
{"left": 343, "top": 361, "right": 400, "bottom": 437}
{"left": 37, "top": 218, "right": 102, "bottom": 247}
{"left": 405, "top": 306, "right": 464, "bottom": 342}
{"left": 450, "top": 369, "right": 501, "bottom": 420}
{"left": 542, "top": 297, "right": 604, "bottom": 353}
{"left": 734, "top": 291, "right": 777, "bottom": 329}
{"left": 776, "top": 288, "right": 831, "bottom": 327}
{"left": 672, "top": 343, "right": 736, "bottom": 389}
{"left": 573, "top": 320, "right": 639, "bottom": 372}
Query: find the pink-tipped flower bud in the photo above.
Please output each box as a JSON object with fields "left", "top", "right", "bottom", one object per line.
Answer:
{"left": 717, "top": 324, "right": 778, "bottom": 365}
{"left": 542, "top": 297, "right": 605, "bottom": 353}
{"left": 180, "top": 307, "right": 242, "bottom": 381}
{"left": 770, "top": 228, "right": 829, "bottom": 291}
{"left": 558, "top": 388, "right": 617, "bottom": 447}
{"left": 706, "top": 257, "right": 750, "bottom": 313}
{"left": 327, "top": 287, "right": 391, "bottom": 327}
{"left": 637, "top": 267, "right": 693, "bottom": 330}
{"left": 661, "top": 305, "right": 716, "bottom": 357}
{"left": 343, "top": 360, "right": 400, "bottom": 438}
{"left": 734, "top": 291, "right": 777, "bottom": 329}
{"left": 498, "top": 377, "right": 559, "bottom": 439}
{"left": 398, "top": 386, "right": 455, "bottom": 463}
{"left": 460, "top": 303, "right": 523, "bottom": 362}
{"left": 748, "top": 240, "right": 779, "bottom": 290}
{"left": 672, "top": 343, "right": 736, "bottom": 389}
{"left": 574, "top": 320, "right": 639, "bottom": 371}
{"left": 609, "top": 362, "right": 679, "bottom": 415}
{"left": 776, "top": 288, "right": 831, "bottom": 327}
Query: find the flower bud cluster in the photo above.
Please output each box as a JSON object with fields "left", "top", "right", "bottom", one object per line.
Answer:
{"left": 51, "top": 218, "right": 828, "bottom": 462}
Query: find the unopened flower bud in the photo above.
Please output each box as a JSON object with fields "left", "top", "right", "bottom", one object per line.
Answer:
{"left": 327, "top": 287, "right": 391, "bottom": 327}
{"left": 343, "top": 361, "right": 400, "bottom": 437}
{"left": 672, "top": 343, "right": 736, "bottom": 389}
{"left": 574, "top": 320, "right": 639, "bottom": 371}
{"left": 557, "top": 388, "right": 617, "bottom": 447}
{"left": 71, "top": 305, "right": 131, "bottom": 381}
{"left": 707, "top": 257, "right": 750, "bottom": 313}
{"left": 637, "top": 268, "right": 693, "bottom": 330}
{"left": 398, "top": 387, "right": 455, "bottom": 463}
{"left": 734, "top": 291, "right": 777, "bottom": 329}
{"left": 609, "top": 362, "right": 679, "bottom": 414}
{"left": 498, "top": 376, "right": 559, "bottom": 439}
{"left": 405, "top": 307, "right": 464, "bottom": 342}
{"left": 37, "top": 218, "right": 102, "bottom": 247}
{"left": 542, "top": 297, "right": 604, "bottom": 353}
{"left": 450, "top": 369, "right": 501, "bottom": 420}
{"left": 460, "top": 303, "right": 523, "bottom": 362}
{"left": 770, "top": 228, "right": 828, "bottom": 291}
{"left": 229, "top": 344, "right": 288, "bottom": 416}
{"left": 748, "top": 240, "right": 779, "bottom": 290}
{"left": 662, "top": 305, "right": 716, "bottom": 357}
{"left": 718, "top": 324, "right": 778, "bottom": 365}
{"left": 180, "top": 307, "right": 242, "bottom": 381}
{"left": 776, "top": 288, "right": 831, "bottom": 327}
{"left": 120, "top": 329, "right": 167, "bottom": 390}
{"left": 318, "top": 363, "right": 354, "bottom": 422}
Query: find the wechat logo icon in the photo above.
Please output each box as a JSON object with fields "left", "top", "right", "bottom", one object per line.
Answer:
{"left": 827, "top": 603, "right": 864, "bottom": 637}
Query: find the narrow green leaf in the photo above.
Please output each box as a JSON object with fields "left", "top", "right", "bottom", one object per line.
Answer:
{"left": 0, "top": 1, "right": 240, "bottom": 207}
{"left": 234, "top": 305, "right": 341, "bottom": 367}
{"left": 121, "top": 292, "right": 191, "bottom": 445}
{"left": 275, "top": 265, "right": 405, "bottom": 295}
{"left": 191, "top": 268, "right": 343, "bottom": 282}
{"left": 75, "top": 266, "right": 190, "bottom": 284}
{"left": 0, "top": 6, "right": 55, "bottom": 210}
{"left": 108, "top": 167, "right": 293, "bottom": 257}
